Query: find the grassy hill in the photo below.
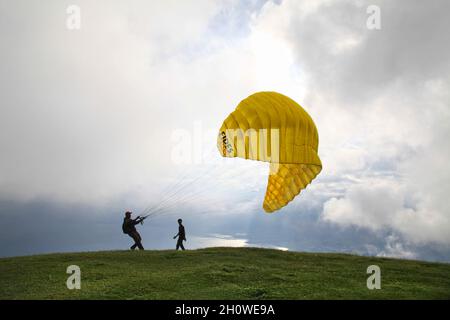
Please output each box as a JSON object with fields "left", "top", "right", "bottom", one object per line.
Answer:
{"left": 0, "top": 247, "right": 449, "bottom": 299}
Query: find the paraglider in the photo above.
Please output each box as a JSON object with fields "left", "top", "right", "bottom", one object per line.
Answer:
{"left": 217, "top": 92, "right": 322, "bottom": 213}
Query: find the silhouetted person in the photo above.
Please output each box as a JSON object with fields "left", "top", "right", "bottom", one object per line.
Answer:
{"left": 122, "top": 211, "right": 144, "bottom": 250}
{"left": 173, "top": 218, "right": 186, "bottom": 250}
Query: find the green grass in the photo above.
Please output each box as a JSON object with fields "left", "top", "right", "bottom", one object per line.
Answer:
{"left": 0, "top": 247, "right": 449, "bottom": 299}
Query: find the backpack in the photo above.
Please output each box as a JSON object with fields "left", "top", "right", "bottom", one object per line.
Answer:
{"left": 122, "top": 220, "right": 130, "bottom": 234}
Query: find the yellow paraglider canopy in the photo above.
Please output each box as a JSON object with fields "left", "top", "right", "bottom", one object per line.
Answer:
{"left": 217, "top": 92, "right": 322, "bottom": 213}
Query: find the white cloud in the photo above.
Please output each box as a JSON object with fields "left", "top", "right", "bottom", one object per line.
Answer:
{"left": 376, "top": 235, "right": 417, "bottom": 260}
{"left": 0, "top": 1, "right": 227, "bottom": 204}
{"left": 322, "top": 172, "right": 450, "bottom": 245}
{"left": 322, "top": 178, "right": 408, "bottom": 231}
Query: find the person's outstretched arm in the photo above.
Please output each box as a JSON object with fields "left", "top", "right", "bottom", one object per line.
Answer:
{"left": 133, "top": 216, "right": 143, "bottom": 225}
{"left": 173, "top": 232, "right": 179, "bottom": 239}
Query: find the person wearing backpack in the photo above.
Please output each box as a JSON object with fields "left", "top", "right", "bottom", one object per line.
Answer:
{"left": 122, "top": 211, "right": 145, "bottom": 250}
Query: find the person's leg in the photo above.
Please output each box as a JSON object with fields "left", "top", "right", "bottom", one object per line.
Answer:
{"left": 180, "top": 241, "right": 185, "bottom": 251}
{"left": 134, "top": 231, "right": 144, "bottom": 250}
{"left": 128, "top": 233, "right": 137, "bottom": 250}
{"left": 176, "top": 238, "right": 181, "bottom": 250}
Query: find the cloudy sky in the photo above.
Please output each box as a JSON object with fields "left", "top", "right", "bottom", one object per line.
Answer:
{"left": 1, "top": 0, "right": 449, "bottom": 262}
